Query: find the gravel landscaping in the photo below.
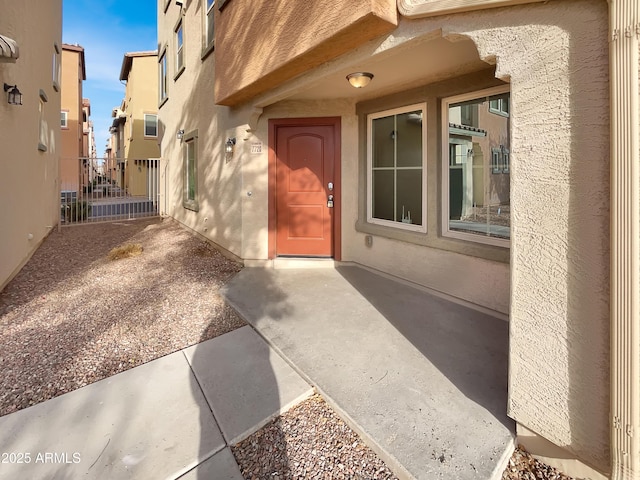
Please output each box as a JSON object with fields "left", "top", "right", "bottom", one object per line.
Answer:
{"left": 0, "top": 218, "right": 245, "bottom": 416}
{"left": 0, "top": 217, "right": 574, "bottom": 480}
{"left": 232, "top": 394, "right": 399, "bottom": 480}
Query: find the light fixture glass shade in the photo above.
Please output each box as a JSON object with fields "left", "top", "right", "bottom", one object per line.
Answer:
{"left": 4, "top": 83, "right": 22, "bottom": 105}
{"left": 346, "top": 72, "right": 373, "bottom": 88}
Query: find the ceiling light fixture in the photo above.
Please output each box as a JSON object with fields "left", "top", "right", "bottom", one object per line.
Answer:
{"left": 346, "top": 72, "right": 374, "bottom": 89}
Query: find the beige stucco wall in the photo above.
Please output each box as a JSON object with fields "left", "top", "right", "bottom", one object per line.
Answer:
{"left": 0, "top": 0, "right": 62, "bottom": 290}
{"left": 158, "top": 1, "right": 245, "bottom": 256}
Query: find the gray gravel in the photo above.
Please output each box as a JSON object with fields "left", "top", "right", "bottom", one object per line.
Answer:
{"left": 232, "top": 394, "right": 399, "bottom": 480}
{"left": 0, "top": 218, "right": 245, "bottom": 417}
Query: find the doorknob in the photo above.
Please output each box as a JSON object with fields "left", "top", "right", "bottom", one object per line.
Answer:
{"left": 327, "top": 194, "right": 334, "bottom": 208}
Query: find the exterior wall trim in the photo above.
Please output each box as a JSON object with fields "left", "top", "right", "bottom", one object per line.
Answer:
{"left": 397, "top": 0, "right": 545, "bottom": 18}
{"left": 609, "top": 0, "right": 640, "bottom": 477}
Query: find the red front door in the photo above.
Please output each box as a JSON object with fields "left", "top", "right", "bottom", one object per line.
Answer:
{"left": 274, "top": 124, "right": 336, "bottom": 256}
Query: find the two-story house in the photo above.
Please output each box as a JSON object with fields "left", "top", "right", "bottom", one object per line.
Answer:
{"left": 157, "top": 0, "right": 639, "bottom": 478}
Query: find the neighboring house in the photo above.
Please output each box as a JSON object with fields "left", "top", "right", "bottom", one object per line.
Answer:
{"left": 113, "top": 51, "right": 160, "bottom": 196}
{"left": 0, "top": 1, "right": 62, "bottom": 290}
{"left": 157, "top": 0, "right": 638, "bottom": 479}
{"left": 60, "top": 43, "right": 86, "bottom": 196}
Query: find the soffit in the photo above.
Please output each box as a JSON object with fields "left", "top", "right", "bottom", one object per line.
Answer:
{"left": 286, "top": 36, "right": 488, "bottom": 102}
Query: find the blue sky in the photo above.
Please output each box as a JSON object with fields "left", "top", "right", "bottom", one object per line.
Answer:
{"left": 63, "top": 0, "right": 157, "bottom": 156}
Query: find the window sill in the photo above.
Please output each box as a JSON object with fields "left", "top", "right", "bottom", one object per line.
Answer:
{"left": 355, "top": 219, "right": 510, "bottom": 263}
{"left": 174, "top": 66, "right": 185, "bottom": 82}
{"left": 53, "top": 82, "right": 60, "bottom": 93}
{"left": 183, "top": 200, "right": 199, "bottom": 212}
{"left": 38, "top": 143, "right": 47, "bottom": 152}
{"left": 159, "top": 96, "right": 169, "bottom": 109}
{"left": 356, "top": 219, "right": 430, "bottom": 246}
{"left": 201, "top": 42, "right": 215, "bottom": 61}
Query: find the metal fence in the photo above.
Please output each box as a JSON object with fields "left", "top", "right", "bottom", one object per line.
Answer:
{"left": 59, "top": 157, "right": 161, "bottom": 226}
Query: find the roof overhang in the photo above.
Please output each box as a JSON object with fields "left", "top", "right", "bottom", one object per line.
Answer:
{"left": 0, "top": 34, "right": 19, "bottom": 62}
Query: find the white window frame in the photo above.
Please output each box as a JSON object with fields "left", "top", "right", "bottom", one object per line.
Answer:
{"left": 61, "top": 110, "right": 68, "bottom": 129}
{"left": 441, "top": 85, "right": 511, "bottom": 248}
{"left": 183, "top": 130, "right": 199, "bottom": 211}
{"left": 204, "top": 0, "right": 215, "bottom": 51}
{"left": 144, "top": 114, "right": 158, "bottom": 138}
{"left": 175, "top": 20, "right": 185, "bottom": 77}
{"left": 52, "top": 43, "right": 61, "bottom": 92}
{"left": 159, "top": 48, "right": 168, "bottom": 105}
{"left": 366, "top": 103, "right": 427, "bottom": 233}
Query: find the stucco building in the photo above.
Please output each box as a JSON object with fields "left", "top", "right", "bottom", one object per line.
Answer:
{"left": 111, "top": 51, "right": 160, "bottom": 196}
{"left": 0, "top": 0, "right": 62, "bottom": 290}
{"left": 60, "top": 43, "right": 86, "bottom": 195}
{"left": 157, "top": 0, "right": 639, "bottom": 478}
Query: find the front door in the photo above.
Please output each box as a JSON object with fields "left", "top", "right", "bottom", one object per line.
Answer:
{"left": 274, "top": 123, "right": 337, "bottom": 257}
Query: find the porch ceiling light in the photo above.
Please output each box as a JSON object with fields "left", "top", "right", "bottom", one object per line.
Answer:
{"left": 176, "top": 129, "right": 185, "bottom": 140}
{"left": 3, "top": 83, "right": 22, "bottom": 105}
{"left": 346, "top": 72, "right": 373, "bottom": 89}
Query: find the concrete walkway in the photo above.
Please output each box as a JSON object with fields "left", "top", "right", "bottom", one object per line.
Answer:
{"left": 222, "top": 264, "right": 515, "bottom": 480}
{"left": 0, "top": 326, "right": 312, "bottom": 480}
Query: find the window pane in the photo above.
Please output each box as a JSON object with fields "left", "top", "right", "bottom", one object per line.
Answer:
{"left": 396, "top": 110, "right": 422, "bottom": 168}
{"left": 447, "top": 92, "right": 510, "bottom": 240}
{"left": 207, "top": 8, "right": 215, "bottom": 44}
{"left": 187, "top": 142, "right": 196, "bottom": 201}
{"left": 369, "top": 104, "right": 425, "bottom": 228}
{"left": 396, "top": 169, "right": 422, "bottom": 226}
{"left": 145, "top": 115, "right": 157, "bottom": 136}
{"left": 372, "top": 170, "right": 394, "bottom": 222}
{"left": 372, "top": 116, "right": 394, "bottom": 168}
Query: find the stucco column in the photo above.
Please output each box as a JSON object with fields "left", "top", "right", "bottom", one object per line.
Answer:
{"left": 609, "top": 0, "right": 640, "bottom": 478}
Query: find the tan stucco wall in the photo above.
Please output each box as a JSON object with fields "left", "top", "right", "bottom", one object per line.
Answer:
{"left": 0, "top": 0, "right": 62, "bottom": 290}
{"left": 60, "top": 47, "right": 83, "bottom": 192}
{"left": 214, "top": 0, "right": 398, "bottom": 106}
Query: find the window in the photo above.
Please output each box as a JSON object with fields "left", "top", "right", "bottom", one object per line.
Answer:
{"left": 144, "top": 114, "right": 158, "bottom": 137}
{"left": 61, "top": 111, "right": 68, "bottom": 129}
{"left": 52, "top": 43, "right": 61, "bottom": 91}
{"left": 183, "top": 131, "right": 199, "bottom": 211}
{"left": 367, "top": 104, "right": 427, "bottom": 232}
{"left": 443, "top": 86, "right": 510, "bottom": 246}
{"left": 159, "top": 50, "right": 168, "bottom": 104}
{"left": 38, "top": 92, "right": 48, "bottom": 152}
{"left": 205, "top": 0, "right": 215, "bottom": 49}
{"left": 175, "top": 21, "right": 184, "bottom": 75}
{"left": 489, "top": 95, "right": 509, "bottom": 116}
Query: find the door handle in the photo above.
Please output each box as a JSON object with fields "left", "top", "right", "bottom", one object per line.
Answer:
{"left": 327, "top": 194, "right": 334, "bottom": 208}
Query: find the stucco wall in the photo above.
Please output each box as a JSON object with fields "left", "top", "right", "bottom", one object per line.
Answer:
{"left": 158, "top": 1, "right": 244, "bottom": 256}
{"left": 0, "top": 0, "right": 62, "bottom": 290}
{"left": 428, "top": 0, "right": 610, "bottom": 471}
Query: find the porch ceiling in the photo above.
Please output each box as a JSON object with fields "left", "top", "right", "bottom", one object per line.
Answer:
{"left": 284, "top": 36, "right": 489, "bottom": 102}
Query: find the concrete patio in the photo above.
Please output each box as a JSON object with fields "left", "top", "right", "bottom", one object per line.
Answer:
{"left": 222, "top": 263, "right": 515, "bottom": 480}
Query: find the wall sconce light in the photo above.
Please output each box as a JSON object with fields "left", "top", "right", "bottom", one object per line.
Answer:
{"left": 3, "top": 83, "right": 22, "bottom": 105}
{"left": 346, "top": 72, "right": 373, "bottom": 89}
{"left": 176, "top": 129, "right": 184, "bottom": 140}
{"left": 225, "top": 137, "right": 236, "bottom": 160}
